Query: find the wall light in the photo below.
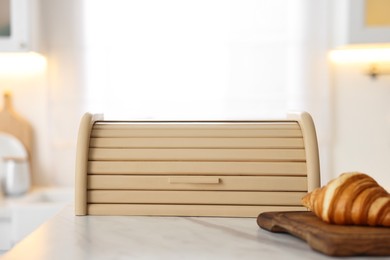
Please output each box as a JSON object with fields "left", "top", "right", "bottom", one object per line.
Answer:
{"left": 0, "top": 52, "right": 47, "bottom": 76}
{"left": 329, "top": 44, "right": 390, "bottom": 79}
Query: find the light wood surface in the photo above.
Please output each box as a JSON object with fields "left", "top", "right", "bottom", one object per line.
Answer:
{"left": 75, "top": 111, "right": 321, "bottom": 217}
{"left": 87, "top": 204, "right": 307, "bottom": 217}
{"left": 87, "top": 190, "right": 306, "bottom": 205}
{"left": 88, "top": 148, "right": 306, "bottom": 161}
{"left": 93, "top": 121, "right": 301, "bottom": 129}
{"left": 87, "top": 175, "right": 307, "bottom": 190}
{"left": 288, "top": 112, "right": 320, "bottom": 191}
{"left": 87, "top": 161, "right": 307, "bottom": 175}
{"left": 91, "top": 128, "right": 303, "bottom": 138}
{"left": 90, "top": 137, "right": 304, "bottom": 148}
{"left": 75, "top": 113, "right": 103, "bottom": 215}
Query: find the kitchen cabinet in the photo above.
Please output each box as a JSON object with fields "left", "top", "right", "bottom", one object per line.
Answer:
{"left": 333, "top": 0, "right": 390, "bottom": 47}
{"left": 0, "top": 0, "right": 41, "bottom": 52}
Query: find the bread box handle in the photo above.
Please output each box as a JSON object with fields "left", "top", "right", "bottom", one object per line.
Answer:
{"left": 169, "top": 176, "right": 220, "bottom": 184}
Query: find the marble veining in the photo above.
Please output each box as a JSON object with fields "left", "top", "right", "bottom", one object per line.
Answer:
{"left": 2, "top": 206, "right": 385, "bottom": 260}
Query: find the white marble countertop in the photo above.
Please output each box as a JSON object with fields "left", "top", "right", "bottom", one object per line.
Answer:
{"left": 2, "top": 205, "right": 388, "bottom": 260}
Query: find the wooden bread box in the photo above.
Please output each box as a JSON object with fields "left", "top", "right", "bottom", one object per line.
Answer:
{"left": 75, "top": 112, "right": 320, "bottom": 217}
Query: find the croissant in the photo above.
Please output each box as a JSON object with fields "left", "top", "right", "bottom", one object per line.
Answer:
{"left": 302, "top": 172, "right": 390, "bottom": 226}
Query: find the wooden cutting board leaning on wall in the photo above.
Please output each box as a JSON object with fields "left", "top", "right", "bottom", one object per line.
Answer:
{"left": 0, "top": 92, "right": 33, "bottom": 166}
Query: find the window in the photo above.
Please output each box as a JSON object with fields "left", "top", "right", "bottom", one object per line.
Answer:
{"left": 83, "top": 0, "right": 302, "bottom": 119}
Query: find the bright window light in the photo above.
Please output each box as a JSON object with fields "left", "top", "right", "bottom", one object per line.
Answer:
{"left": 83, "top": 0, "right": 298, "bottom": 119}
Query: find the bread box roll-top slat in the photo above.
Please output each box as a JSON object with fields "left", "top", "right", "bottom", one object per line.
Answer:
{"left": 75, "top": 112, "right": 320, "bottom": 217}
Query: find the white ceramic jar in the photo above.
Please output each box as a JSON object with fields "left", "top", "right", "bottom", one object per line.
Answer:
{"left": 2, "top": 157, "right": 30, "bottom": 196}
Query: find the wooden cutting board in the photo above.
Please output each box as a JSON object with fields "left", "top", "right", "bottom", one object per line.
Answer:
{"left": 257, "top": 211, "right": 390, "bottom": 256}
{"left": 0, "top": 92, "right": 33, "bottom": 157}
